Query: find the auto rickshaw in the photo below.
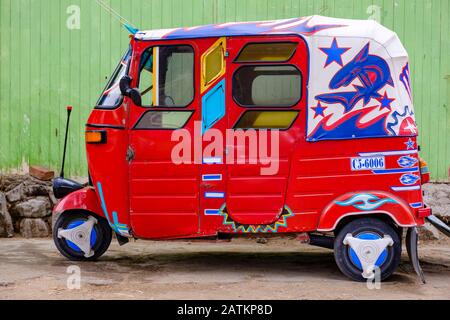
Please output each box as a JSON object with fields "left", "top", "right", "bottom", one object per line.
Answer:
{"left": 52, "top": 15, "right": 449, "bottom": 282}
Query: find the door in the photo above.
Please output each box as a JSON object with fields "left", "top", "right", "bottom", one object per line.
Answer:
{"left": 197, "top": 38, "right": 228, "bottom": 234}
{"left": 128, "top": 42, "right": 200, "bottom": 239}
{"left": 225, "top": 37, "right": 307, "bottom": 225}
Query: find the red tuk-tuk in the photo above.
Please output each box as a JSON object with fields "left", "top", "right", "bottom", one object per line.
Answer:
{"left": 52, "top": 15, "right": 436, "bottom": 282}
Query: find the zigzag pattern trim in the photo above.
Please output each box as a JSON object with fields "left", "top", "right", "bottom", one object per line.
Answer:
{"left": 218, "top": 204, "right": 295, "bottom": 233}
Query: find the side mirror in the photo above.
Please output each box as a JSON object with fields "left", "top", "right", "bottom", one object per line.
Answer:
{"left": 120, "top": 76, "right": 142, "bottom": 106}
{"left": 119, "top": 75, "right": 132, "bottom": 95}
{"left": 129, "top": 88, "right": 142, "bottom": 107}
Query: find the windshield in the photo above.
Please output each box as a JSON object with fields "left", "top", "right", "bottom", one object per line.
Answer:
{"left": 96, "top": 47, "right": 132, "bottom": 108}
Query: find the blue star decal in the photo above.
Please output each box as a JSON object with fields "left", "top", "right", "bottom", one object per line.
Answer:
{"left": 312, "top": 102, "right": 326, "bottom": 118}
{"left": 319, "top": 38, "right": 350, "bottom": 67}
{"left": 405, "top": 138, "right": 415, "bottom": 150}
{"left": 377, "top": 91, "right": 395, "bottom": 110}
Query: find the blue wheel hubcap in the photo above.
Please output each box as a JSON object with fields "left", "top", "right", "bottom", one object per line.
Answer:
{"left": 348, "top": 232, "right": 388, "bottom": 270}
{"left": 65, "top": 219, "right": 97, "bottom": 252}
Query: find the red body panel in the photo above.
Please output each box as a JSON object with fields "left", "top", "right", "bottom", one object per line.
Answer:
{"left": 57, "top": 35, "right": 426, "bottom": 240}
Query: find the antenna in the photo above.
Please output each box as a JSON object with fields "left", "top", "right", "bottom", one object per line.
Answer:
{"left": 60, "top": 106, "right": 73, "bottom": 178}
{"left": 95, "top": 0, "right": 139, "bottom": 34}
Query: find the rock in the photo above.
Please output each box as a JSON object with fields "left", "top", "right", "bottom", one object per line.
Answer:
{"left": 0, "top": 281, "right": 14, "bottom": 287}
{"left": 13, "top": 197, "right": 51, "bottom": 218}
{"left": 256, "top": 237, "right": 268, "bottom": 244}
{"left": 423, "top": 183, "right": 450, "bottom": 218}
{"left": 0, "top": 193, "right": 14, "bottom": 237}
{"left": 20, "top": 218, "right": 50, "bottom": 238}
{"left": 418, "top": 223, "right": 440, "bottom": 241}
{"left": 435, "top": 191, "right": 448, "bottom": 199}
{"left": 24, "top": 183, "right": 50, "bottom": 197}
{"left": 83, "top": 278, "right": 115, "bottom": 286}
{"left": 29, "top": 166, "right": 55, "bottom": 181}
{"left": 0, "top": 175, "right": 28, "bottom": 192}
{"left": 48, "top": 188, "right": 59, "bottom": 206}
{"left": 5, "top": 183, "right": 25, "bottom": 203}
{"left": 13, "top": 218, "right": 21, "bottom": 233}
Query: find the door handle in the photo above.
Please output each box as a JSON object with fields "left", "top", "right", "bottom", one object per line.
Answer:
{"left": 126, "top": 146, "right": 135, "bottom": 162}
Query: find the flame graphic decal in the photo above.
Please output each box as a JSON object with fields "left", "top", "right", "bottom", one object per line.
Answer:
{"left": 219, "top": 205, "right": 295, "bottom": 233}
{"left": 335, "top": 194, "right": 398, "bottom": 211}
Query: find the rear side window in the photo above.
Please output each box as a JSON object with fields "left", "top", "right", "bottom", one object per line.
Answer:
{"left": 234, "top": 111, "right": 299, "bottom": 129}
{"left": 233, "top": 65, "right": 301, "bottom": 107}
{"left": 235, "top": 42, "right": 297, "bottom": 62}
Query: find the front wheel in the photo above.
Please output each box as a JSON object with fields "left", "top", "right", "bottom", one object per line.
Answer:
{"left": 53, "top": 211, "right": 112, "bottom": 261}
{"left": 334, "top": 217, "right": 401, "bottom": 282}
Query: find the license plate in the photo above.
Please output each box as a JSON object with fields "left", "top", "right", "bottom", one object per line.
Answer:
{"left": 351, "top": 156, "right": 385, "bottom": 171}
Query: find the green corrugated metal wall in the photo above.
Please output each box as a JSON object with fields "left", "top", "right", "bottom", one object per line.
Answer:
{"left": 0, "top": 0, "right": 449, "bottom": 179}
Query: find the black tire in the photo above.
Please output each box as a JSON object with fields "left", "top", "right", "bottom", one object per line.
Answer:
{"left": 53, "top": 211, "right": 112, "bottom": 261}
{"left": 334, "top": 217, "right": 401, "bottom": 282}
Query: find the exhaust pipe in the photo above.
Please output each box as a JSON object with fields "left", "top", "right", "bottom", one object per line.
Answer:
{"left": 426, "top": 215, "right": 450, "bottom": 238}
{"left": 308, "top": 234, "right": 334, "bottom": 249}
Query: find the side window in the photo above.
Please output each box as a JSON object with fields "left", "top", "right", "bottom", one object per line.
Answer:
{"left": 134, "top": 111, "right": 193, "bottom": 130}
{"left": 234, "top": 111, "right": 299, "bottom": 129}
{"left": 235, "top": 42, "right": 297, "bottom": 62}
{"left": 232, "top": 41, "right": 301, "bottom": 130}
{"left": 201, "top": 38, "right": 226, "bottom": 93}
{"left": 233, "top": 65, "right": 301, "bottom": 107}
{"left": 139, "top": 49, "right": 154, "bottom": 106}
{"left": 138, "top": 45, "right": 194, "bottom": 107}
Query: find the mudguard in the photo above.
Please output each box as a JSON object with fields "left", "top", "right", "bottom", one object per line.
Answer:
{"left": 53, "top": 186, "right": 131, "bottom": 243}
{"left": 317, "top": 191, "right": 418, "bottom": 232}
{"left": 406, "top": 227, "right": 426, "bottom": 284}
{"left": 52, "top": 187, "right": 104, "bottom": 219}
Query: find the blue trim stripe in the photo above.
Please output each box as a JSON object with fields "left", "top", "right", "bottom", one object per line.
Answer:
{"left": 372, "top": 167, "right": 419, "bottom": 174}
{"left": 203, "top": 157, "right": 222, "bottom": 164}
{"left": 202, "top": 174, "right": 222, "bottom": 181}
{"left": 97, "top": 182, "right": 130, "bottom": 236}
{"left": 204, "top": 209, "right": 220, "bottom": 215}
{"left": 204, "top": 192, "right": 225, "bottom": 199}
{"left": 359, "top": 150, "right": 417, "bottom": 157}
{"left": 410, "top": 202, "right": 423, "bottom": 208}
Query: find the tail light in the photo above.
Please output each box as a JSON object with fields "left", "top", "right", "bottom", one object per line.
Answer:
{"left": 419, "top": 158, "right": 430, "bottom": 184}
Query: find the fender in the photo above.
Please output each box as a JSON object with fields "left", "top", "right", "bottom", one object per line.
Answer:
{"left": 317, "top": 191, "right": 417, "bottom": 232}
{"left": 53, "top": 187, "right": 105, "bottom": 219}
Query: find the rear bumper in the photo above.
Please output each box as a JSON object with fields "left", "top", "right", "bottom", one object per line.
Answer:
{"left": 417, "top": 206, "right": 432, "bottom": 218}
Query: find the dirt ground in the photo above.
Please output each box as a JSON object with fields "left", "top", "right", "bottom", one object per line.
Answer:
{"left": 0, "top": 236, "right": 449, "bottom": 300}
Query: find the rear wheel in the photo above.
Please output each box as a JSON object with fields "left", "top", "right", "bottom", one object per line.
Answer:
{"left": 53, "top": 211, "right": 112, "bottom": 261}
{"left": 334, "top": 217, "right": 401, "bottom": 282}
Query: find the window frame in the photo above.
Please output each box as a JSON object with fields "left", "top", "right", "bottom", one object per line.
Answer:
{"left": 231, "top": 63, "right": 303, "bottom": 108}
{"left": 132, "top": 109, "right": 195, "bottom": 131}
{"left": 137, "top": 44, "right": 196, "bottom": 109}
{"left": 95, "top": 48, "right": 132, "bottom": 110}
{"left": 233, "top": 110, "right": 300, "bottom": 131}
{"left": 233, "top": 41, "right": 297, "bottom": 64}
{"left": 201, "top": 37, "right": 226, "bottom": 93}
